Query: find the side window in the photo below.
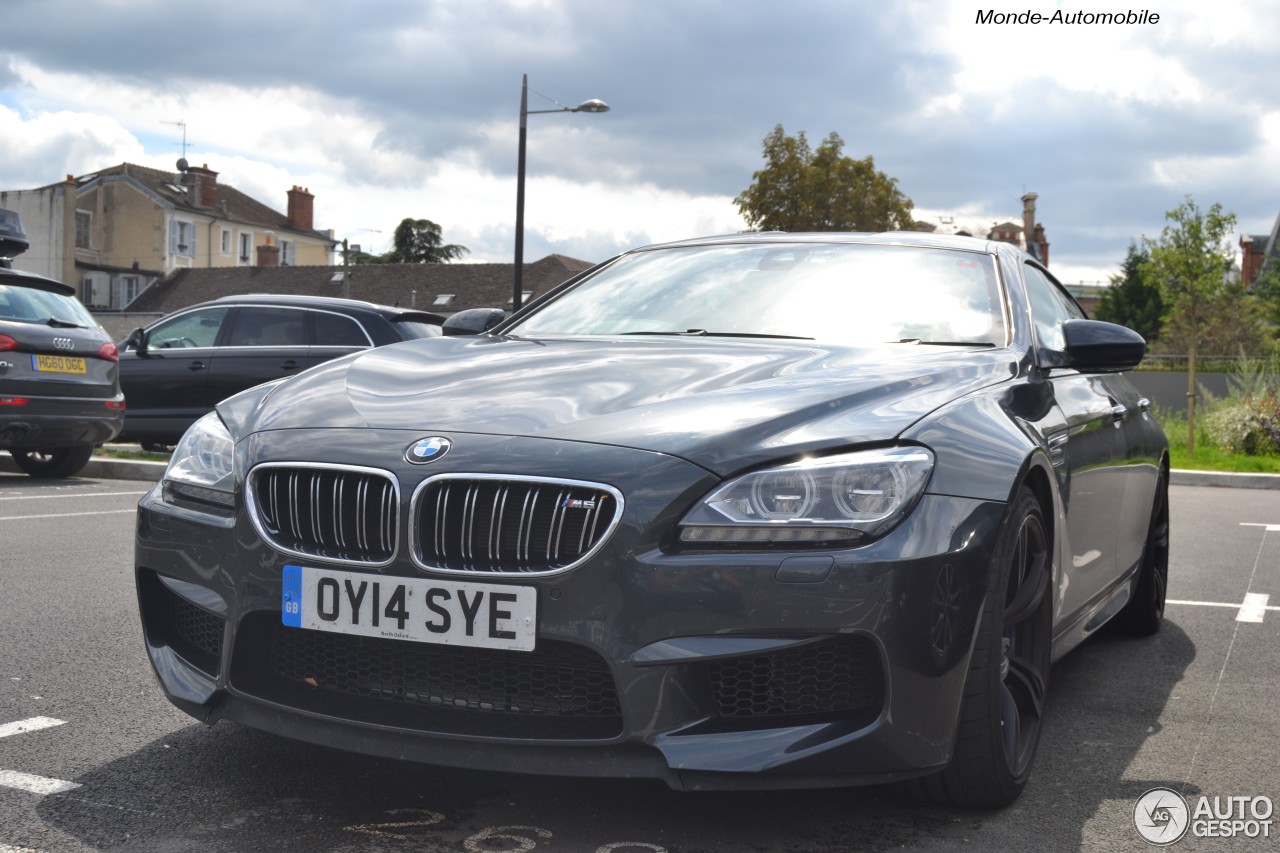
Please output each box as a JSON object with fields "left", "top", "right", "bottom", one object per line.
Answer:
{"left": 227, "top": 307, "right": 307, "bottom": 347}
{"left": 312, "top": 311, "right": 372, "bottom": 347}
{"left": 146, "top": 307, "right": 230, "bottom": 349}
{"left": 1022, "top": 263, "right": 1081, "bottom": 356}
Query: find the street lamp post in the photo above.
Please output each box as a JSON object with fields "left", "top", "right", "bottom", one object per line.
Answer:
{"left": 513, "top": 73, "right": 609, "bottom": 313}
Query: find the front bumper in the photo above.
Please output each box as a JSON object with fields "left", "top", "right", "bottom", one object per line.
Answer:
{"left": 135, "top": 429, "right": 1004, "bottom": 791}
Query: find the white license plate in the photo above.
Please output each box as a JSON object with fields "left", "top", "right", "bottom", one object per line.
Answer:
{"left": 281, "top": 565, "right": 537, "bottom": 651}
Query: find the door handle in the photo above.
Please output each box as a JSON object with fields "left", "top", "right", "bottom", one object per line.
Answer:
{"left": 187, "top": 360, "right": 207, "bottom": 371}
{"left": 281, "top": 360, "right": 300, "bottom": 371}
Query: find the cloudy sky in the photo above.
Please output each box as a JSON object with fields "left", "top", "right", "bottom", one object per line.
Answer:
{"left": 1, "top": 0, "right": 1277, "bottom": 284}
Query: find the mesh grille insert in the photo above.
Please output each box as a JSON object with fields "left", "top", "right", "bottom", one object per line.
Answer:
{"left": 143, "top": 573, "right": 224, "bottom": 676}
{"left": 707, "top": 636, "right": 883, "bottom": 722}
{"left": 230, "top": 613, "right": 624, "bottom": 740}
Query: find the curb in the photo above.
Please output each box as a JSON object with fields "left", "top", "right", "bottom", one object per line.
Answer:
{"left": 1170, "top": 468, "right": 1280, "bottom": 490}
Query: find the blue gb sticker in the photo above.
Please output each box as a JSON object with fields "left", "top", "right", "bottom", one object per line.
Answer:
{"left": 281, "top": 565, "right": 302, "bottom": 627}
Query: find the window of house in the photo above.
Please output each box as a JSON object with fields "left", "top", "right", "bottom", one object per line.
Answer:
{"left": 168, "top": 219, "right": 196, "bottom": 257}
{"left": 82, "top": 275, "right": 108, "bottom": 308}
{"left": 75, "top": 210, "right": 92, "bottom": 249}
{"left": 433, "top": 294, "right": 455, "bottom": 307}
{"left": 239, "top": 232, "right": 252, "bottom": 264}
{"left": 118, "top": 275, "right": 142, "bottom": 307}
{"left": 280, "top": 240, "right": 296, "bottom": 266}
{"left": 221, "top": 228, "right": 232, "bottom": 255}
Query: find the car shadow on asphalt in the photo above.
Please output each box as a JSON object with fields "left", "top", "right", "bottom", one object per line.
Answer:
{"left": 35, "top": 621, "right": 1197, "bottom": 853}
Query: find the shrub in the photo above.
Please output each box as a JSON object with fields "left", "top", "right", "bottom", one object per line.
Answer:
{"left": 1203, "top": 392, "right": 1280, "bottom": 456}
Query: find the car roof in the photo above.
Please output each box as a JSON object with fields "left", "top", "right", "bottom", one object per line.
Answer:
{"left": 626, "top": 230, "right": 1015, "bottom": 257}
{"left": 192, "top": 293, "right": 444, "bottom": 323}
{"left": 0, "top": 267, "right": 78, "bottom": 297}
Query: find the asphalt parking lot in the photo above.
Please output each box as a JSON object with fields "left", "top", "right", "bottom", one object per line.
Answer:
{"left": 0, "top": 471, "right": 1276, "bottom": 852}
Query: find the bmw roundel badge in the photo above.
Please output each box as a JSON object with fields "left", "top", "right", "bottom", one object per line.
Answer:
{"left": 405, "top": 436, "right": 453, "bottom": 464}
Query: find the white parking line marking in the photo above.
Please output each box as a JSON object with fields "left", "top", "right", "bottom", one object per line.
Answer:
{"left": 1167, "top": 599, "right": 1280, "bottom": 610}
{"left": 0, "top": 769, "right": 80, "bottom": 795}
{"left": 1237, "top": 593, "right": 1271, "bottom": 623}
{"left": 1240, "top": 523, "right": 1280, "bottom": 532}
{"left": 0, "top": 509, "right": 136, "bottom": 522}
{"left": 0, "top": 717, "right": 80, "bottom": 796}
{"left": 1167, "top": 597, "right": 1280, "bottom": 623}
{"left": 1, "top": 844, "right": 47, "bottom": 853}
{"left": 0, "top": 718, "right": 65, "bottom": 740}
{"left": 0, "top": 491, "right": 147, "bottom": 502}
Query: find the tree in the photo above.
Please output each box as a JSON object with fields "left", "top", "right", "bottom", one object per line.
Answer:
{"left": 1095, "top": 242, "right": 1163, "bottom": 340}
{"left": 384, "top": 218, "right": 469, "bottom": 263}
{"left": 734, "top": 125, "right": 914, "bottom": 233}
{"left": 1140, "top": 197, "right": 1238, "bottom": 455}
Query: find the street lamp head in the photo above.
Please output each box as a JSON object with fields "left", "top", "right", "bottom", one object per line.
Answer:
{"left": 574, "top": 98, "right": 610, "bottom": 114}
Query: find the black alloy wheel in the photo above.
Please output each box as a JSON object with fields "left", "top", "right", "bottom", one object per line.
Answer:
{"left": 1115, "top": 467, "right": 1170, "bottom": 635}
{"left": 907, "top": 485, "right": 1052, "bottom": 807}
{"left": 10, "top": 446, "right": 94, "bottom": 478}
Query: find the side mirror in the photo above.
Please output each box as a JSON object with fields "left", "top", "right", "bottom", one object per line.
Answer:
{"left": 1062, "top": 319, "right": 1145, "bottom": 372}
{"left": 124, "top": 327, "right": 148, "bottom": 355}
{"left": 442, "top": 308, "right": 506, "bottom": 337}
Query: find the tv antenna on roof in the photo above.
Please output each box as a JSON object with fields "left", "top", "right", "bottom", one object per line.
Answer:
{"left": 163, "top": 119, "right": 191, "bottom": 162}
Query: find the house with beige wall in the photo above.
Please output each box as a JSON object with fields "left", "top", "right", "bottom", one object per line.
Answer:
{"left": 1, "top": 161, "right": 335, "bottom": 310}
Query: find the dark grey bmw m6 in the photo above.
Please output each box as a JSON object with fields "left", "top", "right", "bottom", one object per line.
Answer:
{"left": 135, "top": 232, "right": 1169, "bottom": 807}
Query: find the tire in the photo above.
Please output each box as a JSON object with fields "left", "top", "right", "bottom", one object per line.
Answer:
{"left": 906, "top": 485, "right": 1053, "bottom": 807}
{"left": 1113, "top": 468, "right": 1169, "bottom": 636}
{"left": 10, "top": 446, "right": 95, "bottom": 478}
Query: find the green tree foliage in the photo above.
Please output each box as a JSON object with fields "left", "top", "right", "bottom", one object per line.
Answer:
{"left": 1140, "top": 196, "right": 1239, "bottom": 454}
{"left": 384, "top": 218, "right": 469, "bottom": 264}
{"left": 734, "top": 125, "right": 914, "bottom": 232}
{"left": 1250, "top": 262, "right": 1280, "bottom": 329}
{"left": 1095, "top": 242, "right": 1163, "bottom": 340}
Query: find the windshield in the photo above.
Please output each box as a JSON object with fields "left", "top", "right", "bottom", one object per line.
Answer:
{"left": 0, "top": 281, "right": 99, "bottom": 328}
{"left": 510, "top": 243, "right": 1007, "bottom": 347}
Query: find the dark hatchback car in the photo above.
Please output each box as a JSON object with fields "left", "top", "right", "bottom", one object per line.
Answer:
{"left": 119, "top": 294, "right": 444, "bottom": 447}
{"left": 135, "top": 233, "right": 1169, "bottom": 807}
{"left": 1, "top": 210, "right": 124, "bottom": 477}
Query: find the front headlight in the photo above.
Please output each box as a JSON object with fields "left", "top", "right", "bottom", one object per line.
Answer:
{"left": 162, "top": 412, "right": 235, "bottom": 512}
{"left": 678, "top": 446, "right": 934, "bottom": 547}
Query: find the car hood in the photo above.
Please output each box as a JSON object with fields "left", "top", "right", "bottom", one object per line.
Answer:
{"left": 231, "top": 336, "right": 1017, "bottom": 474}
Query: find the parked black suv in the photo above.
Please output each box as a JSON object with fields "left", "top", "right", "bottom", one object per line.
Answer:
{"left": 119, "top": 294, "right": 444, "bottom": 447}
{"left": 1, "top": 209, "right": 125, "bottom": 477}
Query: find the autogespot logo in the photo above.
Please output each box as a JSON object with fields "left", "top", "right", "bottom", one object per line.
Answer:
{"left": 405, "top": 436, "right": 453, "bottom": 465}
{"left": 1134, "top": 788, "right": 1191, "bottom": 845}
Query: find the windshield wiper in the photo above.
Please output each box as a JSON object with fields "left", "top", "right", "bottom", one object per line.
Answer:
{"left": 892, "top": 339, "right": 996, "bottom": 347}
{"left": 622, "top": 330, "right": 815, "bottom": 340}
{"left": 46, "top": 317, "right": 88, "bottom": 329}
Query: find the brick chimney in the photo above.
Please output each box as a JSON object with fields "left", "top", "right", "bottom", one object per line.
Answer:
{"left": 1021, "top": 193, "right": 1047, "bottom": 264}
{"left": 287, "top": 186, "right": 314, "bottom": 231}
{"left": 1034, "top": 223, "right": 1049, "bottom": 267}
{"left": 186, "top": 164, "right": 219, "bottom": 209}
{"left": 256, "top": 234, "right": 280, "bottom": 266}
